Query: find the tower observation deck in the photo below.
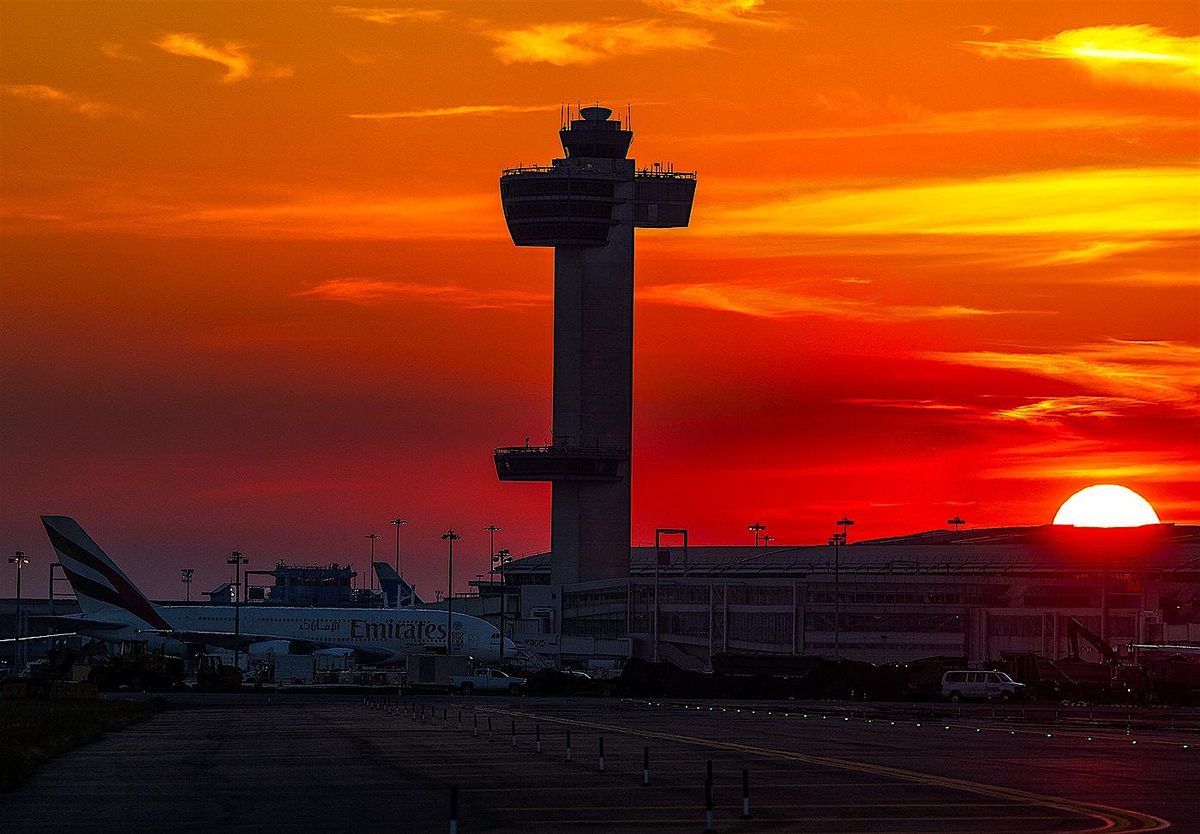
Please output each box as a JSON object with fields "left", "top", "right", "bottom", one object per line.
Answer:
{"left": 495, "top": 105, "right": 696, "bottom": 586}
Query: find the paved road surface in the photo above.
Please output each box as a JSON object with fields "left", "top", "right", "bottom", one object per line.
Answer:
{"left": 3, "top": 694, "right": 1195, "bottom": 833}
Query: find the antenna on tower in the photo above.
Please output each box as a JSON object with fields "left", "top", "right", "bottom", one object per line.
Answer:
{"left": 627, "top": 103, "right": 631, "bottom": 130}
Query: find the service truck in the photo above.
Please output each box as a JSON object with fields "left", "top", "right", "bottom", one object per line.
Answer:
{"left": 451, "top": 668, "right": 527, "bottom": 695}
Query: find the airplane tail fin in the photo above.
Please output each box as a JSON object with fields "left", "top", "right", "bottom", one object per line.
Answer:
{"left": 373, "top": 561, "right": 423, "bottom": 607}
{"left": 40, "top": 516, "right": 170, "bottom": 629}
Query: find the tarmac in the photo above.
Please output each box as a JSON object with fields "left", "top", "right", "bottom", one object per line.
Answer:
{"left": 3, "top": 693, "right": 1196, "bottom": 833}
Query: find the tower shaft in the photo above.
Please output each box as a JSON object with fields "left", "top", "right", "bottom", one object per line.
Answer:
{"left": 495, "top": 104, "right": 695, "bottom": 587}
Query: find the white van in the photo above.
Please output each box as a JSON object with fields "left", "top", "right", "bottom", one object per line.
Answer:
{"left": 941, "top": 670, "right": 1025, "bottom": 702}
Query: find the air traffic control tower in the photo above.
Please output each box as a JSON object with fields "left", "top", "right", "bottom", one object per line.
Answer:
{"left": 494, "top": 105, "right": 696, "bottom": 586}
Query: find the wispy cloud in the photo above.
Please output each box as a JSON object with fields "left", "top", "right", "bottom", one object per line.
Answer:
{"left": 840, "top": 398, "right": 971, "bottom": 412}
{"left": 1024, "top": 239, "right": 1161, "bottom": 267}
{"left": 993, "top": 395, "right": 1149, "bottom": 425}
{"left": 347, "top": 103, "right": 555, "bottom": 120}
{"left": 153, "top": 33, "right": 293, "bottom": 83}
{"left": 646, "top": 0, "right": 788, "bottom": 29}
{"left": 489, "top": 20, "right": 715, "bottom": 65}
{"left": 5, "top": 189, "right": 500, "bottom": 240}
{"left": 294, "top": 278, "right": 549, "bottom": 309}
{"left": 100, "top": 42, "right": 140, "bottom": 61}
{"left": 331, "top": 6, "right": 448, "bottom": 25}
{"left": 692, "top": 108, "right": 1196, "bottom": 143}
{"left": 984, "top": 443, "right": 1197, "bottom": 483}
{"left": 0, "top": 84, "right": 141, "bottom": 120}
{"left": 927, "top": 340, "right": 1200, "bottom": 408}
{"left": 702, "top": 166, "right": 1200, "bottom": 238}
{"left": 965, "top": 25, "right": 1200, "bottom": 90}
{"left": 638, "top": 282, "right": 1041, "bottom": 322}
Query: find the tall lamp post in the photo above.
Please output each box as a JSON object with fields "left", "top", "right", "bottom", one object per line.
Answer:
{"left": 762, "top": 534, "right": 775, "bottom": 547}
{"left": 390, "top": 518, "right": 407, "bottom": 575}
{"left": 494, "top": 549, "right": 512, "bottom": 662}
{"left": 830, "top": 516, "right": 854, "bottom": 659}
{"left": 9, "top": 551, "right": 29, "bottom": 672}
{"left": 226, "top": 551, "right": 248, "bottom": 671}
{"left": 441, "top": 530, "right": 460, "bottom": 655}
{"left": 484, "top": 524, "right": 501, "bottom": 582}
{"left": 948, "top": 516, "right": 965, "bottom": 533}
{"left": 365, "top": 532, "right": 381, "bottom": 591}
{"left": 748, "top": 522, "right": 766, "bottom": 547}
{"left": 180, "top": 568, "right": 195, "bottom": 602}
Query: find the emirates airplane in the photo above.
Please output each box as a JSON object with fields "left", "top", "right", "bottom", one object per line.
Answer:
{"left": 27, "top": 516, "right": 511, "bottom": 665}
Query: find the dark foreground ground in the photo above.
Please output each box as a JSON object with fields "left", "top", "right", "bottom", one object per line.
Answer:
{"left": 2, "top": 693, "right": 1196, "bottom": 833}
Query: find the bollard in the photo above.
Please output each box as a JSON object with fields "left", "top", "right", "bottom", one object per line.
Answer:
{"left": 598, "top": 737, "right": 605, "bottom": 772}
{"left": 487, "top": 716, "right": 494, "bottom": 741}
{"left": 512, "top": 720, "right": 517, "bottom": 748}
{"left": 741, "top": 768, "right": 751, "bottom": 818}
{"left": 536, "top": 724, "right": 542, "bottom": 754}
{"left": 704, "top": 775, "right": 715, "bottom": 832}
{"left": 642, "top": 746, "right": 650, "bottom": 786}
{"left": 444, "top": 707, "right": 448, "bottom": 728}
{"left": 473, "top": 714, "right": 479, "bottom": 737}
{"left": 565, "top": 730, "right": 573, "bottom": 762}
{"left": 449, "top": 784, "right": 459, "bottom": 834}
{"left": 458, "top": 710, "right": 463, "bottom": 730}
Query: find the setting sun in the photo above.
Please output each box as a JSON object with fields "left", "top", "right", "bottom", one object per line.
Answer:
{"left": 1053, "top": 484, "right": 1162, "bottom": 527}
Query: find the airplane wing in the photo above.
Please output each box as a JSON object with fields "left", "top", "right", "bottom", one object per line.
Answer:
{"left": 0, "top": 631, "right": 84, "bottom": 644}
{"left": 29, "top": 616, "right": 127, "bottom": 632}
{"left": 136, "top": 629, "right": 396, "bottom": 665}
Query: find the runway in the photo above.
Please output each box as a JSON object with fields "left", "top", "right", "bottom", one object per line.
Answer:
{"left": 2, "top": 694, "right": 1194, "bottom": 832}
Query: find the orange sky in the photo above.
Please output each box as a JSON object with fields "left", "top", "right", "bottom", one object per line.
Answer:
{"left": 2, "top": 1, "right": 1197, "bottom": 598}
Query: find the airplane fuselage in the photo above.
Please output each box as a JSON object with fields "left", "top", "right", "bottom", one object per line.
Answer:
{"left": 68, "top": 605, "right": 501, "bottom": 664}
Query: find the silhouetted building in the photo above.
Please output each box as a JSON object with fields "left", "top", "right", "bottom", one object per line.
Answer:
{"left": 497, "top": 524, "right": 1200, "bottom": 670}
{"left": 495, "top": 104, "right": 696, "bottom": 586}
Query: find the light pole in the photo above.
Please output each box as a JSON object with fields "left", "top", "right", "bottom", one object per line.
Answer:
{"left": 441, "top": 530, "right": 460, "bottom": 655}
{"left": 180, "top": 568, "right": 195, "bottom": 602}
{"left": 762, "top": 534, "right": 775, "bottom": 547}
{"left": 748, "top": 522, "right": 765, "bottom": 547}
{"left": 226, "top": 551, "right": 248, "bottom": 672}
{"left": 484, "top": 524, "right": 501, "bottom": 582}
{"left": 390, "top": 518, "right": 407, "bottom": 575}
{"left": 831, "top": 516, "right": 854, "bottom": 659}
{"left": 495, "top": 549, "right": 512, "bottom": 663}
{"left": 948, "top": 516, "right": 965, "bottom": 533}
{"left": 365, "top": 532, "right": 381, "bottom": 591}
{"left": 9, "top": 551, "right": 29, "bottom": 672}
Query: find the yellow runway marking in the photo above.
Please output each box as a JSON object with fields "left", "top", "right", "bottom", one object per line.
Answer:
{"left": 476, "top": 706, "right": 1171, "bottom": 833}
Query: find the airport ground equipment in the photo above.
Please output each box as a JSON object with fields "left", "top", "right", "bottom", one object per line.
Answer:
{"left": 451, "top": 668, "right": 527, "bottom": 695}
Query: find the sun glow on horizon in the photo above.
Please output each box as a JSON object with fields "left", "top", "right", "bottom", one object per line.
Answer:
{"left": 1053, "top": 484, "right": 1162, "bottom": 527}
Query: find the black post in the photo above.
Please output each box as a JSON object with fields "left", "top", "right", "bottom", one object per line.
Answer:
{"left": 642, "top": 746, "right": 650, "bottom": 786}
{"left": 487, "top": 716, "right": 494, "bottom": 740}
{"left": 449, "top": 784, "right": 459, "bottom": 834}
{"left": 511, "top": 719, "right": 517, "bottom": 748}
{"left": 704, "top": 772, "right": 715, "bottom": 832}
{"left": 742, "top": 768, "right": 751, "bottom": 818}
{"left": 536, "top": 724, "right": 542, "bottom": 754}
{"left": 598, "top": 736, "right": 605, "bottom": 772}
{"left": 565, "top": 730, "right": 572, "bottom": 762}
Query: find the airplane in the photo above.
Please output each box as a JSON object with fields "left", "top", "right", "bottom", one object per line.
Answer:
{"left": 13, "top": 516, "right": 513, "bottom": 666}
{"left": 373, "top": 561, "right": 424, "bottom": 608}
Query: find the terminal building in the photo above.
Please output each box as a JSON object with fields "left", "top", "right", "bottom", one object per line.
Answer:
{"left": 493, "top": 524, "right": 1200, "bottom": 671}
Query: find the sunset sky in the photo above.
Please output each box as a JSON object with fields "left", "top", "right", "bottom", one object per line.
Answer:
{"left": 1, "top": 1, "right": 1197, "bottom": 599}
